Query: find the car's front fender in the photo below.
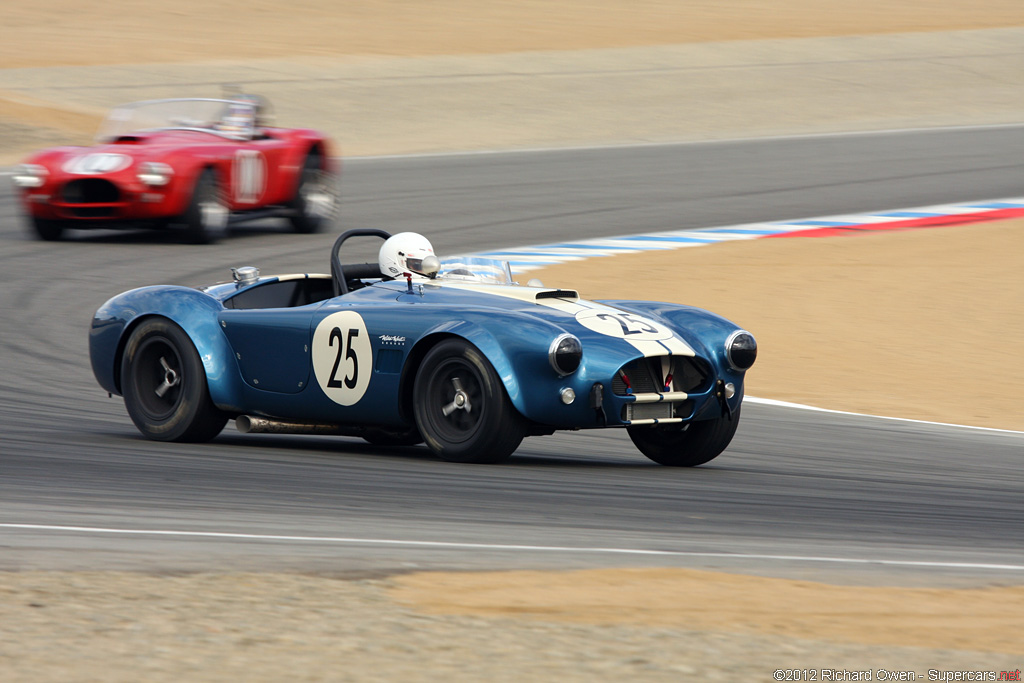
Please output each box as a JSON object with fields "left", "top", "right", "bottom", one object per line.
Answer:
{"left": 402, "top": 311, "right": 574, "bottom": 421}
{"left": 598, "top": 299, "right": 756, "bottom": 405}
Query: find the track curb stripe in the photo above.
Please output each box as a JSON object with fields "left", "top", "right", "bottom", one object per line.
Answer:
{"left": 464, "top": 198, "right": 1024, "bottom": 274}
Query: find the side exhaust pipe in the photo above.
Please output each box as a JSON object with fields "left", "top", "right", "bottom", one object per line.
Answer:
{"left": 235, "top": 415, "right": 348, "bottom": 435}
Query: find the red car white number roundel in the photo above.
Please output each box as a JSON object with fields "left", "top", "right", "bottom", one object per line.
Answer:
{"left": 233, "top": 150, "right": 266, "bottom": 204}
{"left": 63, "top": 153, "right": 132, "bottom": 175}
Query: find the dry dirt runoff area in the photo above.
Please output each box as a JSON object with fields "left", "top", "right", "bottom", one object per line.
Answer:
{"left": 2, "top": 1, "right": 1023, "bottom": 681}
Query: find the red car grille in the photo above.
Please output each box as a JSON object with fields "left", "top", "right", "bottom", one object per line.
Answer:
{"left": 61, "top": 179, "right": 122, "bottom": 218}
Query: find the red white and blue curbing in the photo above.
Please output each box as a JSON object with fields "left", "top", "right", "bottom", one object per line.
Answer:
{"left": 471, "top": 197, "right": 1024, "bottom": 274}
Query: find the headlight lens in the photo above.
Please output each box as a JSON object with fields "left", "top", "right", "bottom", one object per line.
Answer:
{"left": 137, "top": 162, "right": 173, "bottom": 186}
{"left": 12, "top": 164, "right": 48, "bottom": 188}
{"left": 549, "top": 333, "right": 582, "bottom": 376}
{"left": 725, "top": 330, "right": 757, "bottom": 371}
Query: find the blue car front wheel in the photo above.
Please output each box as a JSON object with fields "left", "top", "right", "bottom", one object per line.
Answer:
{"left": 413, "top": 338, "right": 525, "bottom": 463}
{"left": 627, "top": 406, "right": 741, "bottom": 467}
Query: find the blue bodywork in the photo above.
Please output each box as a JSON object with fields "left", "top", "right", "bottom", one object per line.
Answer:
{"left": 90, "top": 268, "right": 752, "bottom": 433}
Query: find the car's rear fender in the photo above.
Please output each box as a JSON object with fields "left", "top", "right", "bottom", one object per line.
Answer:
{"left": 90, "top": 286, "right": 241, "bottom": 410}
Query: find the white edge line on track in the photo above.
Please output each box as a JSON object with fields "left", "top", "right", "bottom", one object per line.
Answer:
{"left": 3, "top": 524, "right": 1022, "bottom": 571}
{"left": 745, "top": 396, "right": 1024, "bottom": 436}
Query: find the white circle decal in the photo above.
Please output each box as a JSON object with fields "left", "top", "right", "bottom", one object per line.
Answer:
{"left": 574, "top": 309, "right": 674, "bottom": 341}
{"left": 63, "top": 153, "right": 132, "bottom": 175}
{"left": 312, "top": 311, "right": 372, "bottom": 406}
{"left": 233, "top": 150, "right": 266, "bottom": 204}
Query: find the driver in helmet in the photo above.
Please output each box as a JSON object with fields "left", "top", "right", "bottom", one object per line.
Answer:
{"left": 378, "top": 232, "right": 439, "bottom": 280}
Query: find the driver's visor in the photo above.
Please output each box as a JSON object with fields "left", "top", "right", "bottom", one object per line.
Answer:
{"left": 405, "top": 257, "right": 425, "bottom": 273}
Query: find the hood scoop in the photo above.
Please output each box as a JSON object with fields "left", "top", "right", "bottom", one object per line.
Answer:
{"left": 535, "top": 289, "right": 578, "bottom": 300}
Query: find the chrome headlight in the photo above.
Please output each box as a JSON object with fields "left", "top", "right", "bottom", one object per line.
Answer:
{"left": 725, "top": 330, "right": 757, "bottom": 371}
{"left": 549, "top": 333, "right": 582, "bottom": 376}
{"left": 12, "top": 164, "right": 48, "bottom": 188}
{"left": 137, "top": 162, "right": 173, "bottom": 186}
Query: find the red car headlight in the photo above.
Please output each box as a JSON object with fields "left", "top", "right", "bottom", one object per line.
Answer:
{"left": 12, "top": 164, "right": 48, "bottom": 188}
{"left": 137, "top": 162, "right": 174, "bottom": 187}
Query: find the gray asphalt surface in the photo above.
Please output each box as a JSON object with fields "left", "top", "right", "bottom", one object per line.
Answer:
{"left": 2, "top": 127, "right": 1023, "bottom": 583}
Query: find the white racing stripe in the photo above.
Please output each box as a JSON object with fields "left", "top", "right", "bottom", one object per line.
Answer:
{"left": 2, "top": 524, "right": 1022, "bottom": 571}
{"left": 434, "top": 280, "right": 695, "bottom": 358}
{"left": 567, "top": 297, "right": 695, "bottom": 357}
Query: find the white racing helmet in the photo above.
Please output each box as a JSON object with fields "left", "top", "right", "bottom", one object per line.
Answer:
{"left": 379, "top": 232, "right": 437, "bottom": 279}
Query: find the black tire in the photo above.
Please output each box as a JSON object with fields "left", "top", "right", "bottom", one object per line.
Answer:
{"left": 413, "top": 339, "right": 525, "bottom": 463}
{"left": 30, "top": 216, "right": 64, "bottom": 241}
{"left": 120, "top": 318, "right": 227, "bottom": 442}
{"left": 288, "top": 152, "right": 337, "bottom": 234}
{"left": 362, "top": 426, "right": 424, "bottom": 447}
{"left": 180, "top": 169, "right": 228, "bottom": 244}
{"left": 627, "top": 406, "right": 741, "bottom": 467}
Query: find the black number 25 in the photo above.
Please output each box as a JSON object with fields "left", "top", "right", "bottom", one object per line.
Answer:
{"left": 327, "top": 327, "right": 359, "bottom": 389}
{"left": 596, "top": 312, "right": 659, "bottom": 336}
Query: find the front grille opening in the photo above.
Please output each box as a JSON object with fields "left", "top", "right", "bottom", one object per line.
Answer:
{"left": 622, "top": 399, "right": 695, "bottom": 422}
{"left": 62, "top": 178, "right": 121, "bottom": 204}
{"left": 611, "top": 356, "right": 712, "bottom": 395}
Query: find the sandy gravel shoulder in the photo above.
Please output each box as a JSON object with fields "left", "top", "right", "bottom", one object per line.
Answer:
{"left": 3, "top": 1, "right": 1023, "bottom": 69}
{"left": 2, "top": 570, "right": 1022, "bottom": 683}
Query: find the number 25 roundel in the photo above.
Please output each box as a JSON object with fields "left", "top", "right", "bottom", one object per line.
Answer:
{"left": 312, "top": 311, "right": 372, "bottom": 406}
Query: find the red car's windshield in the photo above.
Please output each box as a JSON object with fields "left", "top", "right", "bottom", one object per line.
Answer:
{"left": 96, "top": 98, "right": 259, "bottom": 142}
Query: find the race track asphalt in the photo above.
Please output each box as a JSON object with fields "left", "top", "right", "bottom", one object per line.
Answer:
{"left": 2, "top": 126, "right": 1023, "bottom": 583}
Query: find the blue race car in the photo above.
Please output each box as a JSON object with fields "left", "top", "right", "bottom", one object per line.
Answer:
{"left": 89, "top": 229, "right": 756, "bottom": 465}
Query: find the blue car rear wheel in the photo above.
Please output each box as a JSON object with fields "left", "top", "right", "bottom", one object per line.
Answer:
{"left": 121, "top": 317, "right": 227, "bottom": 442}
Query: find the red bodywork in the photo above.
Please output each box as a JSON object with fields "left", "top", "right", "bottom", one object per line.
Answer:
{"left": 18, "top": 126, "right": 335, "bottom": 226}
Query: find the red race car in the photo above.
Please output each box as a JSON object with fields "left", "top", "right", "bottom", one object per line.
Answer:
{"left": 12, "top": 96, "right": 338, "bottom": 243}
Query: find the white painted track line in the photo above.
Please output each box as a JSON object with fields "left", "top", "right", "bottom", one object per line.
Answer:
{"left": 745, "top": 397, "right": 1024, "bottom": 435}
{"left": 3, "top": 523, "right": 1022, "bottom": 571}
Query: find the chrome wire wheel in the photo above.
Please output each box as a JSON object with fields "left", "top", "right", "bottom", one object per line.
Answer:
{"left": 182, "top": 169, "right": 228, "bottom": 244}
{"left": 198, "top": 190, "right": 229, "bottom": 232}
{"left": 300, "top": 169, "right": 337, "bottom": 221}
{"left": 289, "top": 154, "right": 337, "bottom": 233}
